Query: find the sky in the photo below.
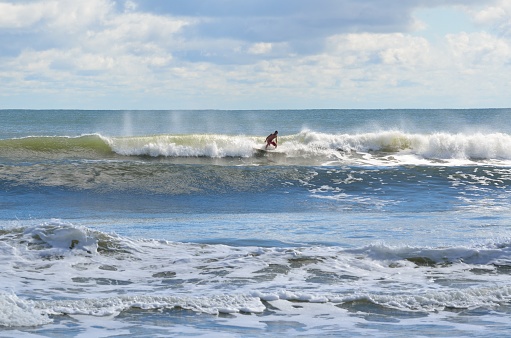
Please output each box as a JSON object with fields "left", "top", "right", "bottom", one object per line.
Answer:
{"left": 0, "top": 0, "right": 510, "bottom": 110}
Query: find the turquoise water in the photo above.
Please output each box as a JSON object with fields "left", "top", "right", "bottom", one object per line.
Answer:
{"left": 1, "top": 109, "right": 511, "bottom": 337}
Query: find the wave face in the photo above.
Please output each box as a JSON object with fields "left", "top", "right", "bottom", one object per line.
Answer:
{"left": 2, "top": 130, "right": 511, "bottom": 166}
{"left": 0, "top": 135, "right": 114, "bottom": 162}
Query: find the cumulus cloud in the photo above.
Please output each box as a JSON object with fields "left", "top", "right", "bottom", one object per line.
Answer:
{"left": 0, "top": 1, "right": 188, "bottom": 76}
{"left": 468, "top": 0, "right": 511, "bottom": 39}
{"left": 447, "top": 32, "right": 511, "bottom": 69}
{"left": 247, "top": 42, "right": 273, "bottom": 55}
{"left": 0, "top": 0, "right": 509, "bottom": 109}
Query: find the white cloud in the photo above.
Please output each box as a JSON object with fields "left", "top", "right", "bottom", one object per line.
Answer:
{"left": 470, "top": 0, "right": 511, "bottom": 41}
{"left": 0, "top": 0, "right": 113, "bottom": 29}
{"left": 247, "top": 43, "right": 273, "bottom": 55}
{"left": 446, "top": 31, "right": 511, "bottom": 68}
{"left": 0, "top": 1, "right": 189, "bottom": 74}
{"left": 469, "top": 0, "right": 510, "bottom": 25}
{"left": 0, "top": 1, "right": 50, "bottom": 28}
{"left": 325, "top": 33, "right": 432, "bottom": 69}
{"left": 124, "top": 0, "right": 138, "bottom": 13}
{"left": 0, "top": 0, "right": 509, "bottom": 109}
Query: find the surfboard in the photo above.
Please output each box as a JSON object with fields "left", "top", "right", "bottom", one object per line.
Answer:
{"left": 253, "top": 148, "right": 285, "bottom": 157}
{"left": 254, "top": 148, "right": 269, "bottom": 153}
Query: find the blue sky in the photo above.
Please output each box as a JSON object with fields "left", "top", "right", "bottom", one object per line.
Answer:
{"left": 0, "top": 0, "right": 510, "bottom": 109}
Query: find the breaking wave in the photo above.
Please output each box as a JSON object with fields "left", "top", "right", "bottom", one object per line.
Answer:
{"left": 1, "top": 130, "right": 511, "bottom": 165}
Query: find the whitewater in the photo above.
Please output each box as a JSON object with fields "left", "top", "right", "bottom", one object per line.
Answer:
{"left": 3, "top": 129, "right": 511, "bottom": 165}
{"left": 1, "top": 109, "right": 511, "bottom": 337}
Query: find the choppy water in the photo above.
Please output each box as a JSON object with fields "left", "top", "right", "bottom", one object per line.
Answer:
{"left": 1, "top": 109, "right": 511, "bottom": 337}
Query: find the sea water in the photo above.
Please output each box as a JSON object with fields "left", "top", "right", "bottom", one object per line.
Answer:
{"left": 1, "top": 109, "right": 511, "bottom": 337}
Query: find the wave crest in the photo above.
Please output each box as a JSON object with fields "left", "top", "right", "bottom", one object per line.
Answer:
{"left": 2, "top": 131, "right": 511, "bottom": 165}
{"left": 105, "top": 134, "right": 257, "bottom": 158}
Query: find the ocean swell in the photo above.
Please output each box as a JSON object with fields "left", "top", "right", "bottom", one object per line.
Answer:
{"left": 1, "top": 131, "right": 511, "bottom": 165}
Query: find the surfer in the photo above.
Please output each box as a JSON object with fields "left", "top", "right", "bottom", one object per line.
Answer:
{"left": 265, "top": 131, "right": 278, "bottom": 149}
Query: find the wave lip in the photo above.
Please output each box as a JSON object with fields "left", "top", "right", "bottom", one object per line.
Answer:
{"left": 101, "top": 131, "right": 511, "bottom": 164}
{"left": 105, "top": 134, "right": 257, "bottom": 158}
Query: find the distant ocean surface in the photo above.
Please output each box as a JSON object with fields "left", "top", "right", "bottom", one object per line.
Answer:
{"left": 1, "top": 109, "right": 511, "bottom": 337}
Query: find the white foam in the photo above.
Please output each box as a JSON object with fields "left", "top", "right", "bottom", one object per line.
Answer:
{"left": 105, "top": 134, "right": 257, "bottom": 158}
{"left": 0, "top": 293, "right": 52, "bottom": 327}
{"left": 38, "top": 294, "right": 265, "bottom": 317}
{"left": 2, "top": 222, "right": 511, "bottom": 329}
{"left": 30, "top": 223, "right": 98, "bottom": 254}
{"left": 100, "top": 130, "right": 511, "bottom": 167}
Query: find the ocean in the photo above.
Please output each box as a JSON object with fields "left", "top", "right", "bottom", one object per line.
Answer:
{"left": 1, "top": 109, "right": 511, "bottom": 337}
